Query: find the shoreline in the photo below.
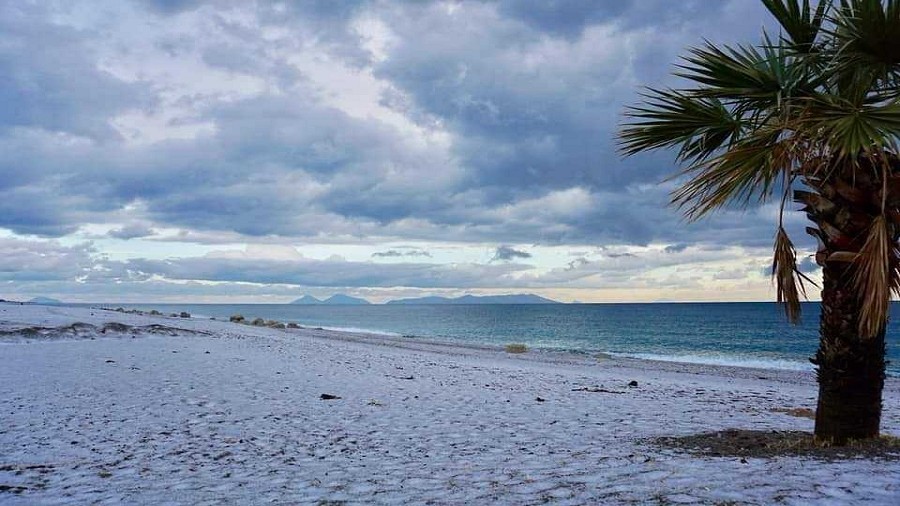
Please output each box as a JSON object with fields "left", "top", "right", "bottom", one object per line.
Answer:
{"left": 5, "top": 301, "right": 817, "bottom": 380}
{"left": 2, "top": 302, "right": 899, "bottom": 503}
{"left": 68, "top": 301, "right": 891, "bottom": 378}
{"left": 8, "top": 300, "right": 897, "bottom": 385}
{"left": 91, "top": 304, "right": 900, "bottom": 384}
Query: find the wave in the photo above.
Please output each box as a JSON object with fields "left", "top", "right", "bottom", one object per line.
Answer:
{"left": 309, "top": 325, "right": 402, "bottom": 337}
{"left": 606, "top": 351, "right": 814, "bottom": 372}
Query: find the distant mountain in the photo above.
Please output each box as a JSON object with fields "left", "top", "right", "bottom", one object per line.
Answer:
{"left": 386, "top": 296, "right": 450, "bottom": 305}
{"left": 291, "top": 295, "right": 323, "bottom": 305}
{"left": 322, "top": 294, "right": 370, "bottom": 305}
{"left": 28, "top": 296, "right": 63, "bottom": 305}
{"left": 290, "top": 294, "right": 371, "bottom": 305}
{"left": 386, "top": 294, "right": 560, "bottom": 305}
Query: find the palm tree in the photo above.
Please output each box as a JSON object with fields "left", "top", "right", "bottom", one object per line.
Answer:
{"left": 620, "top": 0, "right": 899, "bottom": 445}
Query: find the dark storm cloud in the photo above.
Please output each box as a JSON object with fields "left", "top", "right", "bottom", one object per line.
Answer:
{"left": 136, "top": 0, "right": 206, "bottom": 14}
{"left": 0, "top": 185, "right": 91, "bottom": 237}
{"left": 127, "top": 93, "right": 467, "bottom": 237}
{"left": 0, "top": 0, "right": 795, "bottom": 255}
{"left": 491, "top": 246, "right": 532, "bottom": 262}
{"left": 490, "top": 0, "right": 741, "bottom": 37}
{"left": 0, "top": 3, "right": 148, "bottom": 139}
{"left": 372, "top": 1, "right": 773, "bottom": 196}
{"left": 490, "top": 0, "right": 629, "bottom": 37}
{"left": 0, "top": 87, "right": 442, "bottom": 237}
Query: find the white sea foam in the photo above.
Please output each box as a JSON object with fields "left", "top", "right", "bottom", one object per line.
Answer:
{"left": 607, "top": 351, "right": 814, "bottom": 372}
{"left": 310, "top": 325, "right": 402, "bottom": 337}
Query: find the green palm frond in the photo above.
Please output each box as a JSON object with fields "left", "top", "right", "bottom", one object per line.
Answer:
{"left": 675, "top": 38, "right": 809, "bottom": 105}
{"left": 762, "top": 0, "right": 830, "bottom": 52}
{"left": 803, "top": 96, "right": 900, "bottom": 157}
{"left": 620, "top": 89, "right": 742, "bottom": 162}
{"left": 828, "top": 0, "right": 900, "bottom": 99}
{"left": 834, "top": 0, "right": 900, "bottom": 68}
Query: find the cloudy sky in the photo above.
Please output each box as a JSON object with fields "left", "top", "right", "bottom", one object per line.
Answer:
{"left": 0, "top": 0, "right": 818, "bottom": 303}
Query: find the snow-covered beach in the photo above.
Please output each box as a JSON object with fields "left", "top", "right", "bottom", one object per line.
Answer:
{"left": 1, "top": 303, "right": 898, "bottom": 504}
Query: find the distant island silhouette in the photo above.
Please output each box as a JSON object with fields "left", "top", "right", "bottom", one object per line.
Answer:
{"left": 290, "top": 294, "right": 371, "bottom": 305}
{"left": 28, "top": 297, "right": 64, "bottom": 305}
{"left": 386, "top": 294, "right": 559, "bottom": 305}
{"left": 290, "top": 293, "right": 560, "bottom": 305}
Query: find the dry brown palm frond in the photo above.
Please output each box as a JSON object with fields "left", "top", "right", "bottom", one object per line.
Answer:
{"left": 773, "top": 226, "right": 807, "bottom": 323}
{"left": 853, "top": 215, "right": 894, "bottom": 338}
{"left": 892, "top": 240, "right": 900, "bottom": 300}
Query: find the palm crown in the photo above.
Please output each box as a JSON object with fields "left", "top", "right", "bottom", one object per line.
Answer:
{"left": 620, "top": 0, "right": 900, "bottom": 337}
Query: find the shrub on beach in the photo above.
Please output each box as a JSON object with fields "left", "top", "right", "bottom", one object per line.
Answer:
{"left": 229, "top": 314, "right": 245, "bottom": 323}
{"left": 505, "top": 343, "right": 528, "bottom": 354}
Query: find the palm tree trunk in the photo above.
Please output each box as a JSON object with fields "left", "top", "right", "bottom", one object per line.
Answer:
{"left": 813, "top": 260, "right": 885, "bottom": 444}
{"left": 799, "top": 161, "right": 896, "bottom": 444}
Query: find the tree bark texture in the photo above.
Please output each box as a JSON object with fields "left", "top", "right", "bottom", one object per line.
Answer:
{"left": 799, "top": 158, "right": 898, "bottom": 444}
{"left": 813, "top": 260, "right": 886, "bottom": 443}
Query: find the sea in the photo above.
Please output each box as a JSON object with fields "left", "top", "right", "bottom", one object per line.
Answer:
{"left": 104, "top": 302, "right": 900, "bottom": 376}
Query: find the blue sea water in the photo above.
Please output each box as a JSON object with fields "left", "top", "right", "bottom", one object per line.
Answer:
{"left": 107, "top": 302, "right": 900, "bottom": 376}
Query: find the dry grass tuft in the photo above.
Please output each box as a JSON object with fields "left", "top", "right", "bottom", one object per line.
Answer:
{"left": 505, "top": 343, "right": 528, "bottom": 354}
{"left": 770, "top": 407, "right": 816, "bottom": 419}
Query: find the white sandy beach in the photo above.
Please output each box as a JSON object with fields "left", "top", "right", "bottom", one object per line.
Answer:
{"left": 1, "top": 302, "right": 898, "bottom": 505}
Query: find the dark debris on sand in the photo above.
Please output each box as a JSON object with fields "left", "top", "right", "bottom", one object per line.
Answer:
{"left": 653, "top": 429, "right": 900, "bottom": 461}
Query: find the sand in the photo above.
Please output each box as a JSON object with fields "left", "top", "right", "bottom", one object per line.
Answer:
{"left": 1, "top": 302, "right": 898, "bottom": 504}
